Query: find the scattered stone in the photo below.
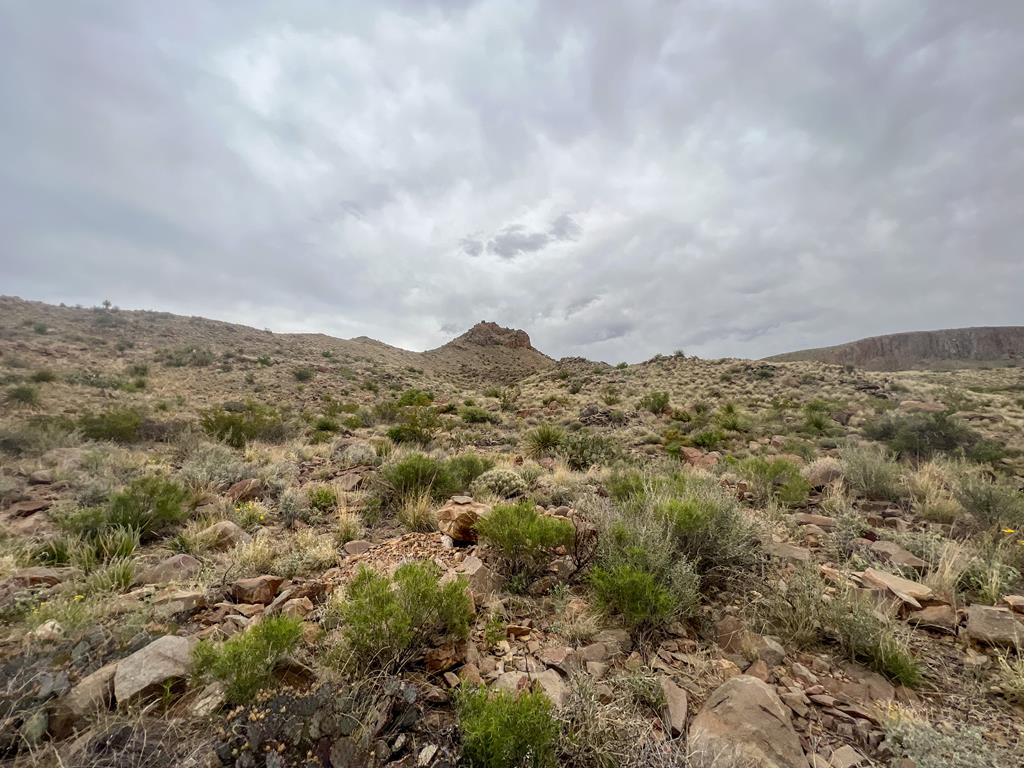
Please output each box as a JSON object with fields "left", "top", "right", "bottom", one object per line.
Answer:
{"left": 829, "top": 744, "right": 866, "bottom": 768}
{"left": 791, "top": 513, "right": 837, "bottom": 529}
{"left": 232, "top": 575, "right": 284, "bottom": 604}
{"left": 343, "top": 539, "right": 372, "bottom": 556}
{"left": 534, "top": 669, "right": 567, "bottom": 708}
{"left": 869, "top": 541, "right": 928, "bottom": 571}
{"left": 860, "top": 568, "right": 933, "bottom": 608}
{"left": 135, "top": 553, "right": 202, "bottom": 586}
{"left": 456, "top": 555, "right": 503, "bottom": 598}
{"left": 1002, "top": 594, "right": 1024, "bottom": 614}
{"left": 29, "top": 619, "right": 65, "bottom": 643}
{"left": 190, "top": 682, "right": 226, "bottom": 717}
{"left": 964, "top": 604, "right": 1024, "bottom": 647}
{"left": 659, "top": 676, "right": 688, "bottom": 737}
{"left": 113, "top": 635, "right": 195, "bottom": 704}
{"left": 907, "top": 604, "right": 958, "bottom": 633}
{"left": 689, "top": 675, "right": 807, "bottom": 768}
{"left": 766, "top": 541, "right": 811, "bottom": 563}
{"left": 29, "top": 469, "right": 54, "bottom": 484}
{"left": 51, "top": 662, "right": 117, "bottom": 736}
{"left": 10, "top": 566, "right": 71, "bottom": 587}
{"left": 197, "top": 520, "right": 250, "bottom": 551}
{"left": 152, "top": 588, "right": 207, "bottom": 615}
{"left": 225, "top": 478, "right": 263, "bottom": 503}
{"left": 280, "top": 596, "right": 314, "bottom": 619}
{"left": 436, "top": 497, "right": 489, "bottom": 543}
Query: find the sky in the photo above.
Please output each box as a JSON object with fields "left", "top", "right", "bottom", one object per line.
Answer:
{"left": 2, "top": 1, "right": 1022, "bottom": 362}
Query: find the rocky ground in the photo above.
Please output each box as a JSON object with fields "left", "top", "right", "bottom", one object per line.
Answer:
{"left": 1, "top": 297, "right": 1023, "bottom": 768}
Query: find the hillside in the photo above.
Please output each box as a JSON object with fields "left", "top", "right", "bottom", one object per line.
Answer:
{"left": 767, "top": 326, "right": 1024, "bottom": 370}
{"left": 1, "top": 297, "right": 1024, "bottom": 767}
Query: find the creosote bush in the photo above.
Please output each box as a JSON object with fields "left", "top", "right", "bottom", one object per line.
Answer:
{"left": 328, "top": 561, "right": 472, "bottom": 670}
{"left": 476, "top": 500, "right": 574, "bottom": 590}
{"left": 456, "top": 686, "right": 558, "bottom": 768}
{"left": 638, "top": 391, "right": 670, "bottom": 415}
{"left": 78, "top": 406, "right": 144, "bottom": 443}
{"left": 200, "top": 402, "right": 288, "bottom": 448}
{"left": 193, "top": 615, "right": 304, "bottom": 704}
{"left": 378, "top": 452, "right": 492, "bottom": 509}
{"left": 61, "top": 475, "right": 188, "bottom": 540}
{"left": 864, "top": 411, "right": 981, "bottom": 460}
{"left": 589, "top": 564, "right": 677, "bottom": 636}
{"left": 734, "top": 457, "right": 811, "bottom": 507}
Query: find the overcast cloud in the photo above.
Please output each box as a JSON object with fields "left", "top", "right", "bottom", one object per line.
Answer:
{"left": 2, "top": 1, "right": 1022, "bottom": 361}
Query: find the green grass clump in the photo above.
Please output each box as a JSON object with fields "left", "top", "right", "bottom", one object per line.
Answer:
{"left": 445, "top": 453, "right": 495, "bottom": 490}
{"left": 524, "top": 424, "right": 565, "bottom": 459}
{"left": 734, "top": 457, "right": 811, "bottom": 507}
{"left": 476, "top": 500, "right": 573, "bottom": 590}
{"left": 306, "top": 483, "right": 338, "bottom": 513}
{"left": 6, "top": 384, "right": 39, "bottom": 406}
{"left": 956, "top": 473, "right": 1024, "bottom": 535}
{"left": 329, "top": 561, "right": 472, "bottom": 670}
{"left": 589, "top": 564, "right": 676, "bottom": 635}
{"left": 292, "top": 366, "right": 314, "bottom": 382}
{"left": 78, "top": 406, "right": 145, "bottom": 443}
{"left": 687, "top": 427, "right": 725, "bottom": 451}
{"left": 193, "top": 615, "right": 304, "bottom": 703}
{"left": 840, "top": 442, "right": 904, "bottom": 501}
{"left": 460, "top": 405, "right": 499, "bottom": 424}
{"left": 200, "top": 402, "right": 287, "bottom": 448}
{"left": 456, "top": 687, "right": 558, "bottom": 768}
{"left": 31, "top": 369, "right": 57, "bottom": 383}
{"left": 827, "top": 590, "right": 921, "bottom": 687}
{"left": 638, "top": 391, "right": 670, "bottom": 415}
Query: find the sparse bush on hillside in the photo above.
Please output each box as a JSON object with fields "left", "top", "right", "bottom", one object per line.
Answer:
{"left": 77, "top": 406, "right": 145, "bottom": 443}
{"left": 561, "top": 430, "right": 616, "bottom": 470}
{"left": 379, "top": 453, "right": 458, "bottom": 506}
{"left": 956, "top": 473, "right": 1024, "bottom": 535}
{"left": 397, "top": 388, "right": 433, "bottom": 407}
{"left": 6, "top": 384, "right": 39, "bottom": 406}
{"left": 61, "top": 475, "right": 188, "bottom": 540}
{"left": 476, "top": 500, "right": 574, "bottom": 590}
{"left": 456, "top": 686, "right": 558, "bottom": 768}
{"left": 193, "top": 615, "right": 303, "bottom": 704}
{"left": 157, "top": 345, "right": 214, "bottom": 367}
{"left": 386, "top": 406, "right": 440, "bottom": 445}
{"left": 734, "top": 457, "right": 811, "bottom": 507}
{"left": 446, "top": 453, "right": 495, "bottom": 490}
{"left": 865, "top": 411, "right": 981, "bottom": 460}
{"left": 638, "top": 391, "right": 670, "bottom": 415}
{"left": 687, "top": 426, "right": 725, "bottom": 451}
{"left": 461, "top": 405, "right": 500, "bottom": 424}
{"left": 306, "top": 483, "right": 339, "bottom": 513}
{"left": 30, "top": 369, "right": 56, "bottom": 383}
{"left": 827, "top": 589, "right": 921, "bottom": 687}
{"left": 840, "top": 442, "right": 904, "bottom": 501}
{"left": 589, "top": 563, "right": 685, "bottom": 636}
{"left": 327, "top": 561, "right": 472, "bottom": 670}
{"left": 292, "top": 366, "right": 314, "bottom": 382}
{"left": 200, "top": 402, "right": 288, "bottom": 447}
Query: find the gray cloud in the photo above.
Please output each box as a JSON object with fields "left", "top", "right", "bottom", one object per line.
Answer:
{"left": 1, "top": 1, "right": 1022, "bottom": 361}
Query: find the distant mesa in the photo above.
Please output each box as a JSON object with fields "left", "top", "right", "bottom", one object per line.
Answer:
{"left": 767, "top": 326, "right": 1024, "bottom": 371}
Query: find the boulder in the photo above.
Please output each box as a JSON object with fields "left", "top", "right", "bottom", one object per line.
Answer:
{"left": 533, "top": 669, "right": 567, "bottom": 708}
{"left": 50, "top": 662, "right": 117, "bottom": 737}
{"left": 907, "top": 604, "right": 957, "bottom": 633}
{"left": 343, "top": 539, "right": 372, "bottom": 556}
{"left": 765, "top": 541, "right": 811, "bottom": 563}
{"left": 232, "top": 575, "right": 284, "bottom": 604}
{"left": 860, "top": 568, "right": 933, "bottom": 609}
{"left": 436, "top": 497, "right": 489, "bottom": 543}
{"left": 113, "top": 635, "right": 195, "bottom": 704}
{"left": 198, "top": 520, "right": 250, "bottom": 551}
{"left": 790, "top": 513, "right": 837, "bottom": 530}
{"left": 869, "top": 541, "right": 928, "bottom": 572}
{"left": 456, "top": 555, "right": 503, "bottom": 598}
{"left": 689, "top": 675, "right": 808, "bottom": 768}
{"left": 135, "top": 554, "right": 202, "bottom": 586}
{"left": 965, "top": 605, "right": 1024, "bottom": 647}
{"left": 659, "top": 676, "right": 688, "bottom": 737}
{"left": 152, "top": 588, "right": 207, "bottom": 615}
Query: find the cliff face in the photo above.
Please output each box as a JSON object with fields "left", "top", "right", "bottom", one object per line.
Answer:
{"left": 767, "top": 327, "right": 1024, "bottom": 370}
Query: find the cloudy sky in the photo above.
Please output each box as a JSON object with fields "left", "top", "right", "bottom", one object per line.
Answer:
{"left": 2, "top": 2, "right": 1022, "bottom": 362}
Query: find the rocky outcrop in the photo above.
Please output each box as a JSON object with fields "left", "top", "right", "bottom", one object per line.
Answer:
{"left": 767, "top": 326, "right": 1024, "bottom": 371}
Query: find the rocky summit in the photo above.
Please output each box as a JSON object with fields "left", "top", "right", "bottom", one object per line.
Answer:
{"left": 1, "top": 296, "right": 1024, "bottom": 768}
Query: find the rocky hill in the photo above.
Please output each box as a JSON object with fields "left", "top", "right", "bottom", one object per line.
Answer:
{"left": 422, "top": 321, "right": 555, "bottom": 387}
{"left": 767, "top": 326, "right": 1024, "bottom": 370}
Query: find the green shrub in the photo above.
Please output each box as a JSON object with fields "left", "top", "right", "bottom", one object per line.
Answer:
{"left": 638, "top": 391, "right": 670, "bottom": 415}
{"left": 456, "top": 686, "right": 558, "bottom": 768}
{"left": 865, "top": 412, "right": 981, "bottom": 460}
{"left": 62, "top": 475, "right": 188, "bottom": 540}
{"left": 688, "top": 427, "right": 725, "bottom": 450}
{"left": 329, "top": 561, "right": 472, "bottom": 670}
{"left": 379, "top": 453, "right": 458, "bottom": 506}
{"left": 956, "top": 474, "right": 1024, "bottom": 534}
{"left": 78, "top": 407, "right": 144, "bottom": 443}
{"left": 31, "top": 369, "right": 57, "bottom": 383}
{"left": 386, "top": 407, "right": 440, "bottom": 445}
{"left": 471, "top": 467, "right": 528, "bottom": 499}
{"left": 476, "top": 500, "right": 573, "bottom": 589}
{"left": 200, "top": 402, "right": 287, "bottom": 448}
{"left": 840, "top": 442, "right": 903, "bottom": 500}
{"left": 157, "top": 346, "right": 214, "bottom": 367}
{"left": 193, "top": 615, "right": 303, "bottom": 703}
{"left": 561, "top": 431, "right": 616, "bottom": 470}
{"left": 524, "top": 424, "right": 565, "bottom": 459}
{"left": 307, "top": 483, "right": 338, "bottom": 513}
{"left": 605, "top": 468, "right": 648, "bottom": 503}
{"left": 446, "top": 453, "right": 495, "bottom": 490}
{"left": 6, "top": 384, "right": 39, "bottom": 406}
{"left": 292, "top": 367, "right": 314, "bottom": 382}
{"left": 714, "top": 402, "right": 748, "bottom": 432}
{"left": 461, "top": 405, "right": 499, "bottom": 424}
{"left": 589, "top": 564, "right": 676, "bottom": 634}
{"left": 827, "top": 589, "right": 921, "bottom": 686}
{"left": 735, "top": 457, "right": 810, "bottom": 507}
{"left": 397, "top": 388, "right": 434, "bottom": 407}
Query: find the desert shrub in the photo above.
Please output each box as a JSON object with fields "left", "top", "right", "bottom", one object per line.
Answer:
{"left": 905, "top": 461, "right": 963, "bottom": 523}
{"left": 178, "top": 440, "right": 258, "bottom": 493}
{"left": 6, "top": 384, "right": 39, "bottom": 406}
{"left": 476, "top": 500, "right": 574, "bottom": 590}
{"left": 446, "top": 453, "right": 496, "bottom": 489}
{"left": 865, "top": 411, "right": 980, "bottom": 460}
{"left": 78, "top": 406, "right": 144, "bottom": 443}
{"left": 688, "top": 426, "right": 725, "bottom": 450}
{"left": 398, "top": 490, "right": 436, "bottom": 532}
{"left": 498, "top": 385, "right": 521, "bottom": 412}
{"left": 605, "top": 467, "right": 648, "bottom": 504}
{"left": 386, "top": 406, "right": 440, "bottom": 445}
{"left": 62, "top": 475, "right": 188, "bottom": 540}
{"left": 638, "top": 391, "right": 670, "bottom": 415}
{"left": 956, "top": 473, "right": 1024, "bottom": 534}
{"left": 379, "top": 453, "right": 458, "bottom": 506}
{"left": 200, "top": 402, "right": 288, "bottom": 448}
{"left": 524, "top": 424, "right": 566, "bottom": 459}
{"left": 461, "top": 405, "right": 499, "bottom": 424}
{"left": 826, "top": 589, "right": 921, "bottom": 686}
{"left": 561, "top": 431, "right": 616, "bottom": 470}
{"left": 292, "top": 366, "right": 314, "bottom": 382}
{"left": 734, "top": 457, "right": 811, "bottom": 507}
{"left": 456, "top": 686, "right": 558, "bottom": 768}
{"left": 396, "top": 388, "right": 433, "bottom": 407}
{"left": 335, "top": 510, "right": 365, "bottom": 544}
{"left": 471, "top": 467, "right": 528, "bottom": 499}
{"left": 193, "top": 615, "right": 303, "bottom": 704}
{"left": 882, "top": 708, "right": 1009, "bottom": 768}
{"left": 157, "top": 346, "right": 214, "bottom": 367}
{"left": 840, "top": 442, "right": 903, "bottom": 500}
{"left": 713, "top": 402, "right": 749, "bottom": 432}
{"left": 277, "top": 488, "right": 313, "bottom": 528}
{"left": 306, "top": 483, "right": 338, "bottom": 513}
{"left": 589, "top": 564, "right": 676, "bottom": 635}
{"left": 328, "top": 561, "right": 472, "bottom": 670}
{"left": 31, "top": 369, "right": 56, "bottom": 383}
{"left": 337, "top": 441, "right": 380, "bottom": 469}
{"left": 748, "top": 564, "right": 826, "bottom": 648}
